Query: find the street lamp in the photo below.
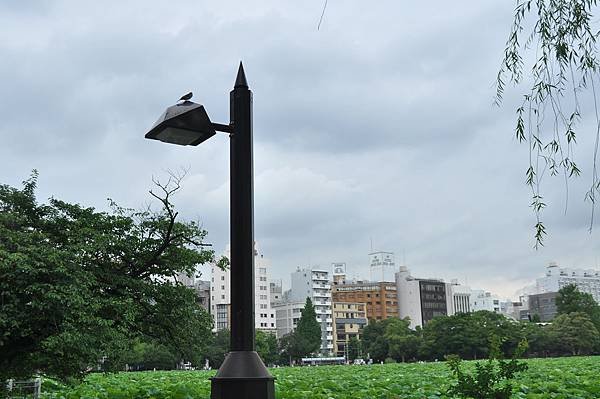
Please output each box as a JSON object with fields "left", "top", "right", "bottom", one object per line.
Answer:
{"left": 145, "top": 62, "right": 276, "bottom": 399}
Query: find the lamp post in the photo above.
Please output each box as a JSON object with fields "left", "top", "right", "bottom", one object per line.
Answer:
{"left": 145, "top": 62, "right": 276, "bottom": 399}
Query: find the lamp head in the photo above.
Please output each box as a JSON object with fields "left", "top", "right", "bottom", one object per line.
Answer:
{"left": 145, "top": 101, "right": 216, "bottom": 146}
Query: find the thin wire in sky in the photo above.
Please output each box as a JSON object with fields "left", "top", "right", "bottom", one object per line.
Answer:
{"left": 318, "top": 0, "right": 328, "bottom": 30}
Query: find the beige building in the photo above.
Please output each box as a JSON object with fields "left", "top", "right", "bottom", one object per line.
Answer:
{"left": 332, "top": 281, "right": 398, "bottom": 320}
{"left": 332, "top": 302, "right": 368, "bottom": 358}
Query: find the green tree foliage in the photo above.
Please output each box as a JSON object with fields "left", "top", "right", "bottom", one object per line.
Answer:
{"left": 497, "top": 0, "right": 600, "bottom": 244}
{"left": 420, "top": 311, "right": 520, "bottom": 360}
{"left": 255, "top": 330, "right": 278, "bottom": 366}
{"left": 346, "top": 336, "right": 361, "bottom": 361}
{"left": 204, "top": 329, "right": 230, "bottom": 369}
{"left": 446, "top": 338, "right": 529, "bottom": 399}
{"left": 278, "top": 332, "right": 300, "bottom": 365}
{"left": 361, "top": 319, "right": 389, "bottom": 362}
{"left": 556, "top": 284, "right": 600, "bottom": 328}
{"left": 547, "top": 312, "right": 600, "bottom": 355}
{"left": 0, "top": 172, "right": 217, "bottom": 384}
{"left": 361, "top": 317, "right": 420, "bottom": 362}
{"left": 383, "top": 318, "right": 418, "bottom": 363}
{"left": 121, "top": 339, "right": 178, "bottom": 371}
{"left": 294, "top": 297, "right": 322, "bottom": 357}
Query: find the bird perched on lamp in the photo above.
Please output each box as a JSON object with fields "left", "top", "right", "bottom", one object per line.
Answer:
{"left": 179, "top": 92, "right": 193, "bottom": 102}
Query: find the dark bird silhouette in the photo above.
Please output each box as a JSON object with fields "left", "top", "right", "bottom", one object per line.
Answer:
{"left": 179, "top": 92, "right": 193, "bottom": 102}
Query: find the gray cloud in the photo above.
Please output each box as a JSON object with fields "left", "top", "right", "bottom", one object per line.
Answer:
{"left": 1, "top": 0, "right": 599, "bottom": 299}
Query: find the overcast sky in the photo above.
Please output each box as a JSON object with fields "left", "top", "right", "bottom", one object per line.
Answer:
{"left": 2, "top": 1, "right": 600, "bottom": 299}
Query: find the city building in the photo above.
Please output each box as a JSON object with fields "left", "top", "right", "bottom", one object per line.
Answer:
{"left": 470, "top": 289, "right": 501, "bottom": 313}
{"left": 525, "top": 292, "right": 558, "bottom": 322}
{"left": 332, "top": 262, "right": 347, "bottom": 286}
{"left": 450, "top": 282, "right": 471, "bottom": 314}
{"left": 536, "top": 262, "right": 600, "bottom": 303}
{"left": 210, "top": 244, "right": 276, "bottom": 333}
{"left": 272, "top": 301, "right": 305, "bottom": 338}
{"left": 500, "top": 300, "right": 524, "bottom": 321}
{"left": 193, "top": 280, "right": 211, "bottom": 312}
{"left": 332, "top": 281, "right": 398, "bottom": 320}
{"left": 270, "top": 280, "right": 283, "bottom": 305}
{"left": 289, "top": 267, "right": 334, "bottom": 355}
{"left": 332, "top": 302, "right": 368, "bottom": 358}
{"left": 396, "top": 267, "right": 453, "bottom": 329}
{"left": 369, "top": 251, "right": 396, "bottom": 282}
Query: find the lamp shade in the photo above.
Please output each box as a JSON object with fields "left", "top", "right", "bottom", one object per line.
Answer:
{"left": 145, "top": 101, "right": 216, "bottom": 146}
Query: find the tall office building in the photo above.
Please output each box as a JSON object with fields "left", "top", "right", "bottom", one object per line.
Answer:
{"left": 396, "top": 267, "right": 453, "bottom": 329}
{"left": 289, "top": 267, "right": 334, "bottom": 355}
{"left": 210, "top": 244, "right": 276, "bottom": 333}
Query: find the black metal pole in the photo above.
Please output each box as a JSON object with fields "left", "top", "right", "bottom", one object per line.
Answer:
{"left": 229, "top": 61, "right": 254, "bottom": 352}
{"left": 210, "top": 62, "right": 275, "bottom": 399}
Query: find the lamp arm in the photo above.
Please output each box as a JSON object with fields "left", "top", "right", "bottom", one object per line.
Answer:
{"left": 211, "top": 122, "right": 234, "bottom": 134}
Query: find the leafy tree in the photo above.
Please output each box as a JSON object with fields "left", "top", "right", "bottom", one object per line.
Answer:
{"left": 384, "top": 318, "right": 418, "bottom": 362}
{"left": 361, "top": 319, "right": 389, "bottom": 362}
{"left": 294, "top": 297, "right": 322, "bottom": 357}
{"left": 0, "top": 172, "right": 219, "bottom": 385}
{"left": 547, "top": 312, "right": 600, "bottom": 355}
{"left": 204, "top": 329, "right": 230, "bottom": 369}
{"left": 518, "top": 322, "right": 551, "bottom": 357}
{"left": 496, "top": 0, "right": 600, "bottom": 244}
{"left": 446, "top": 338, "right": 529, "bottom": 399}
{"left": 556, "top": 284, "right": 600, "bottom": 327}
{"left": 278, "top": 332, "right": 301, "bottom": 365}
{"left": 420, "top": 311, "right": 520, "bottom": 360}
{"left": 121, "top": 339, "right": 178, "bottom": 371}
{"left": 346, "top": 335, "right": 361, "bottom": 361}
{"left": 255, "top": 330, "right": 278, "bottom": 366}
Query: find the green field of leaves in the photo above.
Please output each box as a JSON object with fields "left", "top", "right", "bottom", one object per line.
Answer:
{"left": 41, "top": 356, "right": 600, "bottom": 399}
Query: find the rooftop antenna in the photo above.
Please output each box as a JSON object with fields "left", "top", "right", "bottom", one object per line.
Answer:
{"left": 370, "top": 237, "right": 373, "bottom": 253}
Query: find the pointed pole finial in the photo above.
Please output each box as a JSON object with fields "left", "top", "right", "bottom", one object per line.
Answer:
{"left": 235, "top": 61, "right": 248, "bottom": 88}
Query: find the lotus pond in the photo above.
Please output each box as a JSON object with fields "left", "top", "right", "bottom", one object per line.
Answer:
{"left": 41, "top": 356, "right": 600, "bottom": 399}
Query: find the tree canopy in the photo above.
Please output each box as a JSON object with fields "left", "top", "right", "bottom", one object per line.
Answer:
{"left": 0, "top": 172, "right": 218, "bottom": 383}
{"left": 556, "top": 284, "right": 600, "bottom": 328}
{"left": 497, "top": 0, "right": 600, "bottom": 244}
{"left": 294, "top": 297, "right": 322, "bottom": 357}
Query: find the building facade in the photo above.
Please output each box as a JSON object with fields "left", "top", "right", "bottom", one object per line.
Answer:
{"left": 289, "top": 267, "right": 334, "bottom": 355}
{"left": 396, "top": 267, "right": 453, "bottom": 328}
{"left": 210, "top": 245, "right": 276, "bottom": 333}
{"left": 272, "top": 301, "right": 305, "bottom": 338}
{"left": 193, "top": 280, "right": 211, "bottom": 312}
{"left": 332, "top": 281, "right": 398, "bottom": 321}
{"left": 332, "top": 302, "right": 368, "bottom": 358}
{"left": 536, "top": 262, "right": 600, "bottom": 303}
{"left": 526, "top": 292, "right": 558, "bottom": 322}
{"left": 470, "top": 289, "right": 501, "bottom": 313}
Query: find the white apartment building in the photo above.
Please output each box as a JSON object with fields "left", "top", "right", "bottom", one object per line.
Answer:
{"left": 536, "top": 262, "right": 600, "bottom": 303}
{"left": 289, "top": 267, "right": 334, "bottom": 355}
{"left": 396, "top": 267, "right": 454, "bottom": 329}
{"left": 451, "top": 282, "right": 471, "bottom": 314}
{"left": 470, "top": 289, "right": 501, "bottom": 313}
{"left": 210, "top": 244, "right": 276, "bottom": 333}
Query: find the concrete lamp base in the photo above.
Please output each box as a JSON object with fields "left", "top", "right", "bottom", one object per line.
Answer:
{"left": 210, "top": 351, "right": 276, "bottom": 399}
